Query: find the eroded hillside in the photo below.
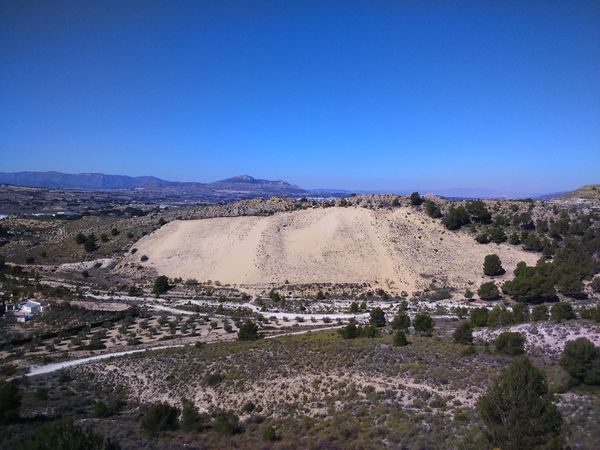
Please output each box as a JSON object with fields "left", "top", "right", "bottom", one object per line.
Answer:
{"left": 128, "top": 206, "right": 538, "bottom": 294}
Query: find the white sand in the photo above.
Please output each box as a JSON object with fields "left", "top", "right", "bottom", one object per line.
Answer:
{"left": 130, "top": 206, "right": 538, "bottom": 294}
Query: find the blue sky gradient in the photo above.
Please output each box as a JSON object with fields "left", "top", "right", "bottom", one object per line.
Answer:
{"left": 1, "top": 1, "right": 599, "bottom": 194}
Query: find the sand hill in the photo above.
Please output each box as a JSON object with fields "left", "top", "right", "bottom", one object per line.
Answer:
{"left": 130, "top": 207, "right": 538, "bottom": 295}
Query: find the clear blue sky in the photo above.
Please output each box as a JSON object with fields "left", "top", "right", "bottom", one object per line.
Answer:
{"left": 1, "top": 1, "right": 599, "bottom": 194}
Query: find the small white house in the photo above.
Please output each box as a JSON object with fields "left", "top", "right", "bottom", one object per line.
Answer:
{"left": 20, "top": 300, "right": 41, "bottom": 314}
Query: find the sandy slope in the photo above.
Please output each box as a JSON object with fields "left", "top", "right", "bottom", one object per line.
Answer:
{"left": 130, "top": 206, "right": 538, "bottom": 294}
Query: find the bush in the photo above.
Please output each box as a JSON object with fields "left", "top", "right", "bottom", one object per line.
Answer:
{"left": 17, "top": 419, "right": 121, "bottom": 450}
{"left": 180, "top": 399, "right": 207, "bottom": 432}
{"left": 453, "top": 322, "right": 473, "bottom": 344}
{"left": 442, "top": 205, "right": 470, "bottom": 230}
{"left": 495, "top": 332, "right": 525, "bottom": 356}
{"left": 213, "top": 411, "right": 242, "bottom": 436}
{"left": 413, "top": 312, "right": 434, "bottom": 336}
{"left": 139, "top": 402, "right": 179, "bottom": 435}
{"left": 83, "top": 234, "right": 98, "bottom": 253}
{"left": 140, "top": 255, "right": 149, "bottom": 262}
{"left": 512, "top": 303, "right": 529, "bottom": 323}
{"left": 531, "top": 304, "right": 549, "bottom": 321}
{"left": 261, "top": 424, "right": 279, "bottom": 442}
{"left": 91, "top": 401, "right": 110, "bottom": 418}
{"left": 393, "top": 330, "right": 409, "bottom": 346}
{"left": 478, "top": 282, "right": 500, "bottom": 300}
{"left": 369, "top": 307, "right": 386, "bottom": 327}
{"left": 470, "top": 307, "right": 489, "bottom": 327}
{"left": 425, "top": 200, "right": 442, "bottom": 218}
{"left": 477, "top": 356, "right": 564, "bottom": 450}
{"left": 502, "top": 261, "right": 557, "bottom": 304}
{"left": 390, "top": 311, "right": 410, "bottom": 330}
{"left": 0, "top": 380, "right": 21, "bottom": 424}
{"left": 559, "top": 338, "right": 600, "bottom": 386}
{"left": 153, "top": 275, "right": 171, "bottom": 297}
{"left": 483, "top": 254, "right": 505, "bottom": 276}
{"left": 237, "top": 320, "right": 259, "bottom": 341}
{"left": 339, "top": 320, "right": 360, "bottom": 339}
{"left": 550, "top": 302, "right": 576, "bottom": 322}
{"left": 410, "top": 192, "right": 423, "bottom": 206}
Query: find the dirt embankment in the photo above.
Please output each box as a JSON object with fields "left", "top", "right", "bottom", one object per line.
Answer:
{"left": 127, "top": 206, "right": 538, "bottom": 295}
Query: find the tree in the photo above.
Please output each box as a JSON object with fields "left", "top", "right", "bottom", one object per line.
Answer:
{"left": 369, "top": 307, "right": 386, "bottom": 327}
{"left": 470, "top": 307, "right": 489, "bottom": 327}
{"left": 75, "top": 232, "right": 86, "bottom": 245}
{"left": 18, "top": 419, "right": 121, "bottom": 450}
{"left": 495, "top": 332, "right": 525, "bottom": 356}
{"left": 180, "top": 398, "right": 207, "bottom": 432}
{"left": 213, "top": 411, "right": 242, "bottom": 436}
{"left": 483, "top": 254, "right": 505, "bottom": 276}
{"left": 531, "top": 304, "right": 549, "bottom": 321}
{"left": 559, "top": 338, "right": 600, "bottom": 386}
{"left": 413, "top": 312, "right": 434, "bottom": 336}
{"left": 489, "top": 226, "right": 507, "bottom": 244}
{"left": 349, "top": 301, "right": 359, "bottom": 313}
{"left": 464, "top": 288, "right": 474, "bottom": 300}
{"left": 550, "top": 302, "right": 576, "bottom": 322}
{"left": 0, "top": 380, "right": 21, "bottom": 424}
{"left": 453, "top": 321, "right": 473, "bottom": 344}
{"left": 83, "top": 234, "right": 98, "bottom": 253}
{"left": 410, "top": 192, "right": 423, "bottom": 206}
{"left": 477, "top": 356, "right": 564, "bottom": 450}
{"left": 153, "top": 275, "right": 170, "bottom": 297}
{"left": 390, "top": 311, "right": 410, "bottom": 331}
{"left": 339, "top": 320, "right": 360, "bottom": 339}
{"left": 557, "top": 273, "right": 586, "bottom": 299}
{"left": 261, "top": 424, "right": 279, "bottom": 442}
{"left": 237, "top": 320, "right": 259, "bottom": 341}
{"left": 466, "top": 200, "right": 492, "bottom": 224}
{"left": 442, "top": 205, "right": 470, "bottom": 230}
{"left": 424, "top": 200, "right": 442, "bottom": 218}
{"left": 140, "top": 402, "right": 179, "bottom": 436}
{"left": 502, "top": 261, "right": 557, "bottom": 304}
{"left": 393, "top": 330, "right": 409, "bottom": 346}
{"left": 512, "top": 303, "right": 529, "bottom": 323}
{"left": 478, "top": 282, "right": 500, "bottom": 300}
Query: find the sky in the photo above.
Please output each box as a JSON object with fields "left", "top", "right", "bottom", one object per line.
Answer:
{"left": 1, "top": 0, "right": 599, "bottom": 194}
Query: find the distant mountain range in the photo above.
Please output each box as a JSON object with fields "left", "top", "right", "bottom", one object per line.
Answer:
{"left": 0, "top": 171, "right": 594, "bottom": 201}
{"left": 0, "top": 171, "right": 307, "bottom": 197}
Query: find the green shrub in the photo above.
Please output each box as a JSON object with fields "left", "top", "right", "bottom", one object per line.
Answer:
{"left": 139, "top": 402, "right": 179, "bottom": 436}
{"left": 550, "top": 302, "right": 576, "bottom": 322}
{"left": 369, "top": 307, "right": 386, "bottom": 327}
{"left": 478, "top": 282, "right": 500, "bottom": 300}
{"left": 153, "top": 275, "right": 170, "bottom": 296}
{"left": 413, "top": 312, "right": 434, "bottom": 336}
{"left": 213, "top": 411, "right": 242, "bottom": 436}
{"left": 531, "top": 304, "right": 549, "bottom": 321}
{"left": 390, "top": 311, "right": 410, "bottom": 330}
{"left": 261, "top": 424, "right": 279, "bottom": 442}
{"left": 559, "top": 338, "right": 600, "bottom": 386}
{"left": 453, "top": 322, "right": 473, "bottom": 344}
{"left": 470, "top": 307, "right": 489, "bottom": 327}
{"left": 17, "top": 419, "right": 120, "bottom": 450}
{"left": 484, "top": 254, "right": 505, "bottom": 276}
{"left": 237, "top": 320, "right": 259, "bottom": 341}
{"left": 180, "top": 399, "right": 207, "bottom": 432}
{"left": 393, "top": 330, "right": 409, "bottom": 347}
{"left": 477, "top": 356, "right": 564, "bottom": 450}
{"left": 0, "top": 380, "right": 21, "bottom": 424}
{"left": 495, "top": 332, "right": 525, "bottom": 356}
